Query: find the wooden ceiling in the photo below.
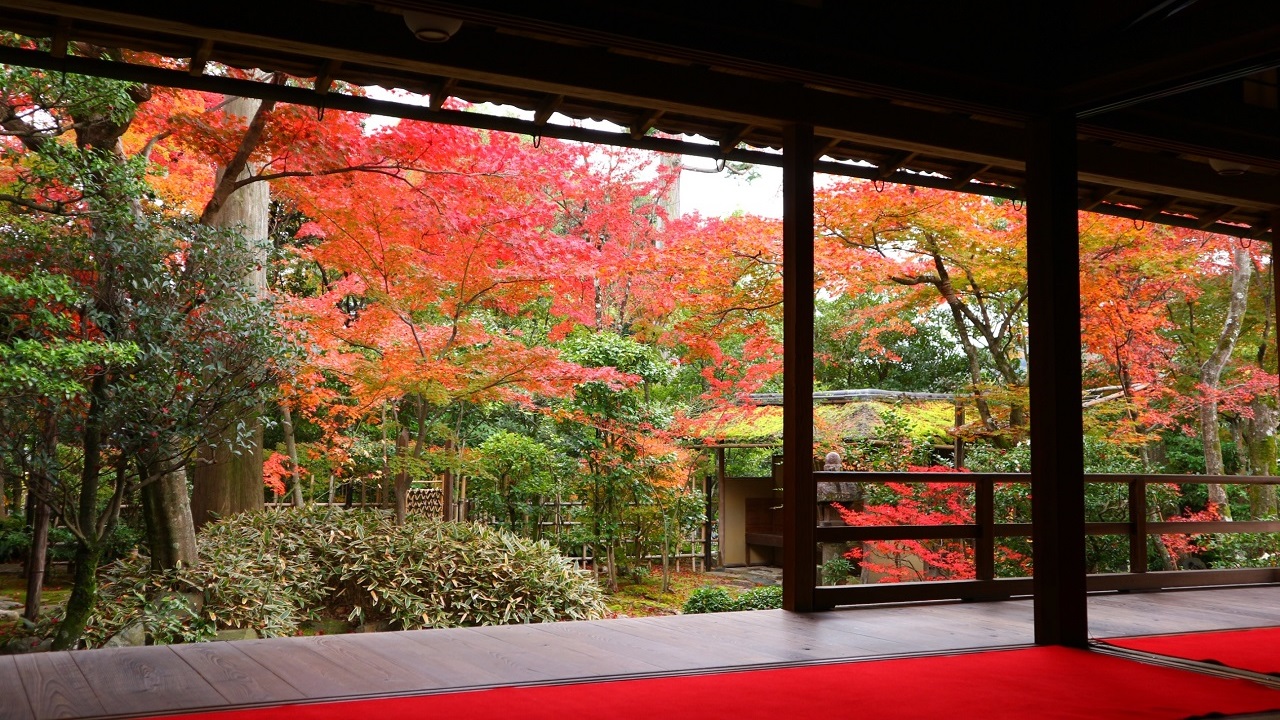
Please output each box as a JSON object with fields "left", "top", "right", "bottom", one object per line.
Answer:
{"left": 1, "top": 0, "right": 1278, "bottom": 239}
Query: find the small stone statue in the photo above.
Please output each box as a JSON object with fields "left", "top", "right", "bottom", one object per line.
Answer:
{"left": 823, "top": 451, "right": 842, "bottom": 471}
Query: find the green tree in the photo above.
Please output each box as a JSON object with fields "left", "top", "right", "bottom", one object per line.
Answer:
{"left": 557, "top": 331, "right": 672, "bottom": 592}
{"left": 471, "top": 431, "right": 561, "bottom": 537}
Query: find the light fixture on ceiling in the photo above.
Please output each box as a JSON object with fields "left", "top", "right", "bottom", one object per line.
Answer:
{"left": 404, "top": 11, "right": 463, "bottom": 42}
{"left": 1208, "top": 158, "right": 1251, "bottom": 176}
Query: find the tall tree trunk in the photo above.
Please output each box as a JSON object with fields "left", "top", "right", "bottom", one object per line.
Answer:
{"left": 191, "top": 96, "right": 271, "bottom": 528}
{"left": 53, "top": 542, "right": 102, "bottom": 650}
{"left": 140, "top": 457, "right": 198, "bottom": 572}
{"left": 22, "top": 412, "right": 56, "bottom": 621}
{"left": 23, "top": 475, "right": 49, "bottom": 622}
{"left": 1244, "top": 254, "right": 1278, "bottom": 519}
{"left": 1200, "top": 244, "right": 1252, "bottom": 519}
{"left": 281, "top": 404, "right": 304, "bottom": 506}
{"left": 394, "top": 430, "right": 410, "bottom": 524}
{"left": 1244, "top": 395, "right": 1279, "bottom": 518}
{"left": 191, "top": 430, "right": 265, "bottom": 529}
{"left": 52, "top": 373, "right": 107, "bottom": 651}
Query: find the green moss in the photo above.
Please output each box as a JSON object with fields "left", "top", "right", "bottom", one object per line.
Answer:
{"left": 690, "top": 401, "right": 954, "bottom": 443}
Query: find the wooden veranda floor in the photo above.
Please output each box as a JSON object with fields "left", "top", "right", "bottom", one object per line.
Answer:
{"left": 3, "top": 585, "right": 1280, "bottom": 720}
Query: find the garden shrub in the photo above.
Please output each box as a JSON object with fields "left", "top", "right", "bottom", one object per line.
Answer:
{"left": 820, "top": 555, "right": 854, "bottom": 586}
{"left": 681, "top": 586, "right": 735, "bottom": 614}
{"left": 0, "top": 515, "right": 29, "bottom": 563}
{"left": 681, "top": 584, "right": 783, "bottom": 614}
{"left": 57, "top": 506, "right": 606, "bottom": 647}
{"left": 733, "top": 585, "right": 783, "bottom": 610}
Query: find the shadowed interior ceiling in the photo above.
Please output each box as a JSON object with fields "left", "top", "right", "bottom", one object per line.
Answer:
{"left": 0, "top": 1, "right": 1277, "bottom": 239}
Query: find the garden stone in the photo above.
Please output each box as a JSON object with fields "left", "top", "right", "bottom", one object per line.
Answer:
{"left": 0, "top": 608, "right": 19, "bottom": 623}
{"left": 4, "top": 636, "right": 51, "bottom": 654}
{"left": 214, "top": 628, "right": 259, "bottom": 642}
{"left": 155, "top": 591, "right": 204, "bottom": 621}
{"left": 103, "top": 622, "right": 147, "bottom": 648}
{"left": 0, "top": 598, "right": 21, "bottom": 611}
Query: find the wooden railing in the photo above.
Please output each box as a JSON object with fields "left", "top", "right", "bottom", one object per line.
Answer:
{"left": 809, "top": 471, "right": 1280, "bottom": 609}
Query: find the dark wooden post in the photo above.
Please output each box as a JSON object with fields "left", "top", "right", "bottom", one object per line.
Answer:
{"left": 1273, "top": 211, "right": 1279, "bottom": 400}
{"left": 1128, "top": 476, "right": 1148, "bottom": 573}
{"left": 703, "top": 473, "right": 714, "bottom": 571}
{"left": 975, "top": 477, "right": 995, "bottom": 582}
{"left": 716, "top": 446, "right": 726, "bottom": 568}
{"left": 781, "top": 123, "right": 816, "bottom": 612}
{"left": 954, "top": 401, "right": 966, "bottom": 469}
{"left": 1026, "top": 111, "right": 1088, "bottom": 646}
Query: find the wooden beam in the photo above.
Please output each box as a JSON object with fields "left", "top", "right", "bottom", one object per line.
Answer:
{"left": 6, "top": 2, "right": 1279, "bottom": 212}
{"left": 1137, "top": 196, "right": 1174, "bottom": 222}
{"left": 49, "top": 15, "right": 70, "bottom": 59}
{"left": 1080, "top": 186, "right": 1121, "bottom": 212}
{"left": 628, "top": 108, "right": 663, "bottom": 139}
{"left": 1076, "top": 141, "right": 1280, "bottom": 209}
{"left": 1026, "top": 110, "right": 1088, "bottom": 648}
{"left": 533, "top": 93, "right": 564, "bottom": 126}
{"left": 429, "top": 77, "right": 456, "bottom": 111}
{"left": 813, "top": 136, "right": 842, "bottom": 160}
{"left": 1065, "top": 11, "right": 1280, "bottom": 117}
{"left": 314, "top": 58, "right": 341, "bottom": 95}
{"left": 188, "top": 38, "right": 213, "bottom": 77}
{"left": 0, "top": 46, "right": 1270, "bottom": 242}
{"left": 948, "top": 163, "right": 990, "bottom": 190}
{"left": 718, "top": 123, "right": 753, "bottom": 154}
{"left": 875, "top": 150, "right": 917, "bottom": 179}
{"left": 781, "top": 123, "right": 816, "bottom": 613}
{"left": 1196, "top": 206, "right": 1235, "bottom": 230}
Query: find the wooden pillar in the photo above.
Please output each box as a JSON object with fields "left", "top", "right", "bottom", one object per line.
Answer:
{"left": 781, "top": 123, "right": 817, "bottom": 612}
{"left": 1026, "top": 111, "right": 1088, "bottom": 646}
{"left": 1273, "top": 211, "right": 1279, "bottom": 399}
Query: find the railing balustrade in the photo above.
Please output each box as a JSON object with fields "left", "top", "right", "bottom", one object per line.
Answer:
{"left": 809, "top": 471, "right": 1280, "bottom": 609}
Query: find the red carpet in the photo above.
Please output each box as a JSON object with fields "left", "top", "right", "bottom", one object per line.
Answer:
{"left": 153, "top": 646, "right": 1280, "bottom": 720}
{"left": 1103, "top": 627, "right": 1280, "bottom": 676}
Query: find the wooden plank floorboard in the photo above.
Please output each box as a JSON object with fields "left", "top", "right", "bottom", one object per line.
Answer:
{"left": 0, "top": 655, "right": 36, "bottom": 720}
{"left": 462, "top": 623, "right": 665, "bottom": 678}
{"left": 8, "top": 584, "right": 1280, "bottom": 720}
{"left": 584, "top": 615, "right": 788, "bottom": 666}
{"left": 392, "top": 628, "right": 525, "bottom": 688}
{"left": 168, "top": 642, "right": 304, "bottom": 706}
{"left": 1088, "top": 587, "right": 1280, "bottom": 637}
{"left": 692, "top": 610, "right": 903, "bottom": 658}
{"left": 13, "top": 650, "right": 107, "bottom": 720}
{"left": 69, "top": 646, "right": 223, "bottom": 717}
{"left": 464, "top": 622, "right": 669, "bottom": 677}
{"left": 724, "top": 616, "right": 909, "bottom": 656}
{"left": 525, "top": 618, "right": 773, "bottom": 672}
{"left": 230, "top": 635, "right": 435, "bottom": 699}
{"left": 753, "top": 607, "right": 1025, "bottom": 653}
{"left": 405, "top": 626, "right": 569, "bottom": 684}
{"left": 736, "top": 609, "right": 1014, "bottom": 654}
{"left": 630, "top": 613, "right": 831, "bottom": 662}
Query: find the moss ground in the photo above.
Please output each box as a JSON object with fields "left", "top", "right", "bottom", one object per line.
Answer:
{"left": 0, "top": 564, "right": 73, "bottom": 638}
{"left": 605, "top": 567, "right": 755, "bottom": 617}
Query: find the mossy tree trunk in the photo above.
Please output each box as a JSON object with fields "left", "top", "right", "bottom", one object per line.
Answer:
{"left": 190, "top": 95, "right": 271, "bottom": 529}
{"left": 140, "top": 456, "right": 199, "bottom": 572}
